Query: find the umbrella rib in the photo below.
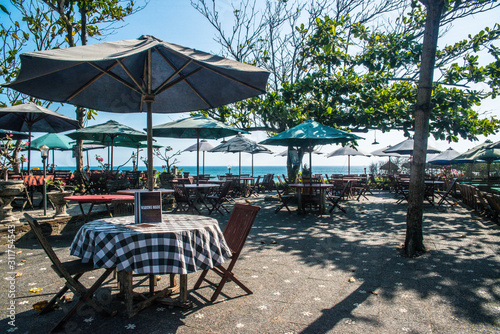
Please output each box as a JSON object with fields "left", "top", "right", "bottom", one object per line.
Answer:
{"left": 117, "top": 59, "right": 145, "bottom": 94}
{"left": 154, "top": 67, "right": 204, "bottom": 97}
{"left": 66, "top": 62, "right": 119, "bottom": 101}
{"left": 83, "top": 62, "right": 144, "bottom": 96}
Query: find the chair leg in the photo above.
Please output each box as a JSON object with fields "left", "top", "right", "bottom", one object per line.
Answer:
{"left": 50, "top": 268, "right": 115, "bottom": 333}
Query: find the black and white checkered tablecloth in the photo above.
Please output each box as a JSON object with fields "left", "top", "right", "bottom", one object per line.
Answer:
{"left": 70, "top": 215, "right": 232, "bottom": 274}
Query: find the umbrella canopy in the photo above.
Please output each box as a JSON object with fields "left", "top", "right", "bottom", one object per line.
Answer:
{"left": 275, "top": 149, "right": 323, "bottom": 157}
{"left": 0, "top": 129, "right": 30, "bottom": 140}
{"left": 0, "top": 102, "right": 79, "bottom": 171}
{"left": 67, "top": 120, "right": 147, "bottom": 171}
{"left": 4, "top": 35, "right": 269, "bottom": 190}
{"left": 152, "top": 115, "right": 247, "bottom": 181}
{"left": 210, "top": 134, "right": 272, "bottom": 176}
{"left": 259, "top": 120, "right": 362, "bottom": 173}
{"left": 384, "top": 139, "right": 441, "bottom": 155}
{"left": 453, "top": 141, "right": 500, "bottom": 180}
{"left": 427, "top": 147, "right": 461, "bottom": 165}
{"left": 184, "top": 139, "right": 214, "bottom": 175}
{"left": 29, "top": 133, "right": 73, "bottom": 169}
{"left": 370, "top": 145, "right": 402, "bottom": 157}
{"left": 326, "top": 146, "right": 370, "bottom": 175}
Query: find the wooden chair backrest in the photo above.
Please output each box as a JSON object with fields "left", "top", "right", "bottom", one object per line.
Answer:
{"left": 24, "top": 213, "right": 68, "bottom": 278}
{"left": 223, "top": 203, "right": 261, "bottom": 256}
{"left": 172, "top": 183, "right": 189, "bottom": 202}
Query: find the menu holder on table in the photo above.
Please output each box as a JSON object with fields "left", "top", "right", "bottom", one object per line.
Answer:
{"left": 134, "top": 191, "right": 162, "bottom": 224}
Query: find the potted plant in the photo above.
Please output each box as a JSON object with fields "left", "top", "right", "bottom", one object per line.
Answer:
{"left": 0, "top": 134, "right": 27, "bottom": 225}
{"left": 46, "top": 179, "right": 73, "bottom": 217}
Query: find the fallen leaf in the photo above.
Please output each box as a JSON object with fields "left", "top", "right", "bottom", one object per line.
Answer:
{"left": 21, "top": 260, "right": 26, "bottom": 263}
{"left": 271, "top": 240, "right": 277, "bottom": 244}
{"left": 32, "top": 300, "right": 48, "bottom": 312}
{"left": 370, "top": 290, "right": 379, "bottom": 295}
{"left": 63, "top": 295, "right": 73, "bottom": 303}
{"left": 348, "top": 277, "right": 356, "bottom": 283}
{"left": 15, "top": 251, "right": 22, "bottom": 255}
{"left": 15, "top": 272, "right": 22, "bottom": 277}
{"left": 29, "top": 287, "right": 42, "bottom": 294}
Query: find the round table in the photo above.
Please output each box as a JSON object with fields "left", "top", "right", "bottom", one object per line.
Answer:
{"left": 116, "top": 188, "right": 174, "bottom": 195}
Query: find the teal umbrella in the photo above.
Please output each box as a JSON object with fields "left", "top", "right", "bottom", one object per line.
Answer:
{"left": 29, "top": 133, "right": 73, "bottom": 170}
{"left": 259, "top": 120, "right": 362, "bottom": 173}
{"left": 67, "top": 120, "right": 147, "bottom": 171}
{"left": 453, "top": 140, "right": 500, "bottom": 180}
{"left": 152, "top": 115, "right": 248, "bottom": 181}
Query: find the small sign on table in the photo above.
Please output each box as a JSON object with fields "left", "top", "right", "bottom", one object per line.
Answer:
{"left": 134, "top": 191, "right": 162, "bottom": 224}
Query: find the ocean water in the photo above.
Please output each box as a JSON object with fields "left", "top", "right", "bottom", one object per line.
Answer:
{"left": 48, "top": 165, "right": 368, "bottom": 177}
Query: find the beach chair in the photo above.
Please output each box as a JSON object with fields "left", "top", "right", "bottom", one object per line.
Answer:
{"left": 24, "top": 213, "right": 115, "bottom": 333}
{"left": 194, "top": 203, "right": 261, "bottom": 301}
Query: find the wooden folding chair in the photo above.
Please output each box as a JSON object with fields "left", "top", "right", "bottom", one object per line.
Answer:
{"left": 275, "top": 175, "right": 294, "bottom": 214}
{"left": 207, "top": 180, "right": 233, "bottom": 215}
{"left": 194, "top": 203, "right": 261, "bottom": 301}
{"left": 327, "top": 180, "right": 351, "bottom": 213}
{"left": 435, "top": 178, "right": 458, "bottom": 207}
{"left": 24, "top": 213, "right": 115, "bottom": 333}
{"left": 172, "top": 183, "right": 199, "bottom": 214}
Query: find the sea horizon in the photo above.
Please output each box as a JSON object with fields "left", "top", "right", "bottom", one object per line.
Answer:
{"left": 30, "top": 165, "right": 370, "bottom": 176}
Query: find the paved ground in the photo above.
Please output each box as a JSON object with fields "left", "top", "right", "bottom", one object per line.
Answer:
{"left": 1, "top": 190, "right": 499, "bottom": 333}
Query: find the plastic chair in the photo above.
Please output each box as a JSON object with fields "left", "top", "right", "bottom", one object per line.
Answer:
{"left": 194, "top": 203, "right": 261, "bottom": 301}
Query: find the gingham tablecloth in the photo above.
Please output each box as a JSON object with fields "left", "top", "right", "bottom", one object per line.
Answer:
{"left": 70, "top": 215, "right": 232, "bottom": 274}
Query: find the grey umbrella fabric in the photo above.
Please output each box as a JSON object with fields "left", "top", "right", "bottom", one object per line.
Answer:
{"left": 4, "top": 35, "right": 269, "bottom": 189}
{"left": 327, "top": 146, "right": 370, "bottom": 175}
{"left": 210, "top": 134, "right": 272, "bottom": 176}
{"left": 184, "top": 140, "right": 214, "bottom": 175}
{"left": 427, "top": 147, "right": 461, "bottom": 165}
{"left": 67, "top": 120, "right": 147, "bottom": 171}
{"left": 152, "top": 115, "right": 248, "bottom": 180}
{"left": 0, "top": 102, "right": 79, "bottom": 171}
{"left": 384, "top": 139, "right": 441, "bottom": 155}
{"left": 0, "top": 129, "right": 30, "bottom": 140}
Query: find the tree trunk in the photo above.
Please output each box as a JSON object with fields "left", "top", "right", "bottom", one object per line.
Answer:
{"left": 286, "top": 146, "right": 304, "bottom": 183}
{"left": 405, "top": 0, "right": 445, "bottom": 257}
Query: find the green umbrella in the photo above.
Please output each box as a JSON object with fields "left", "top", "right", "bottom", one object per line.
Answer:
{"left": 30, "top": 133, "right": 73, "bottom": 170}
{"left": 259, "top": 120, "right": 362, "bottom": 173}
{"left": 152, "top": 115, "right": 247, "bottom": 181}
{"left": 67, "top": 120, "right": 147, "bottom": 171}
{"left": 453, "top": 140, "right": 500, "bottom": 180}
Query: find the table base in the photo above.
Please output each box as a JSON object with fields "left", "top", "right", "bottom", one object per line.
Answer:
{"left": 117, "top": 272, "right": 192, "bottom": 317}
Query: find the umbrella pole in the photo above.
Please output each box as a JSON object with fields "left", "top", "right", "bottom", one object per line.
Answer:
{"left": 110, "top": 138, "right": 114, "bottom": 171}
{"left": 146, "top": 100, "right": 154, "bottom": 191}
{"left": 27, "top": 128, "right": 32, "bottom": 173}
{"left": 239, "top": 152, "right": 241, "bottom": 176}
{"left": 203, "top": 151, "right": 205, "bottom": 175}
{"left": 52, "top": 148, "right": 55, "bottom": 172}
{"left": 86, "top": 150, "right": 89, "bottom": 170}
{"left": 252, "top": 154, "right": 254, "bottom": 177}
{"left": 348, "top": 155, "right": 351, "bottom": 175}
{"left": 196, "top": 130, "right": 200, "bottom": 185}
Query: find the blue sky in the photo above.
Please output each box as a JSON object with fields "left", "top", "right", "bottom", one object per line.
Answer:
{"left": 5, "top": 1, "right": 500, "bottom": 170}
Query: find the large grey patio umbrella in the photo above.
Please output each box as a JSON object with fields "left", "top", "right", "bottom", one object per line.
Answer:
{"left": 384, "top": 139, "right": 441, "bottom": 155}
{"left": 152, "top": 115, "right": 248, "bottom": 182}
{"left": 3, "top": 35, "right": 269, "bottom": 190}
{"left": 210, "top": 134, "right": 272, "bottom": 176}
{"left": 427, "top": 147, "right": 461, "bottom": 165}
{"left": 371, "top": 145, "right": 403, "bottom": 174}
{"left": 183, "top": 139, "right": 214, "bottom": 175}
{"left": 0, "top": 102, "right": 79, "bottom": 171}
{"left": 260, "top": 120, "right": 362, "bottom": 174}
{"left": 327, "top": 146, "right": 370, "bottom": 175}
{"left": 67, "top": 120, "right": 147, "bottom": 171}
